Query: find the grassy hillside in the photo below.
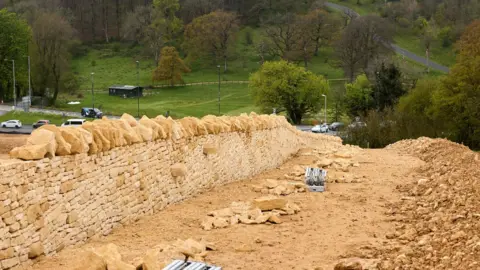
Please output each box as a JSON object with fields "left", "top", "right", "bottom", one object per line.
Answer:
{"left": 327, "top": 0, "right": 455, "bottom": 67}
{"left": 72, "top": 44, "right": 345, "bottom": 91}
{"left": 67, "top": 18, "right": 443, "bottom": 121}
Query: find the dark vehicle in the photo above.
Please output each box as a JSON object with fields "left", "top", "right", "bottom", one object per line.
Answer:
{"left": 329, "top": 122, "right": 344, "bottom": 131}
{"left": 81, "top": 107, "right": 103, "bottom": 118}
{"left": 33, "top": 120, "right": 50, "bottom": 129}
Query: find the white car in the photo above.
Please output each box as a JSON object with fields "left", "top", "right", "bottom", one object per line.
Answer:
{"left": 61, "top": 119, "right": 86, "bottom": 127}
{"left": 311, "top": 124, "right": 329, "bottom": 133}
{"left": 1, "top": 120, "right": 22, "bottom": 128}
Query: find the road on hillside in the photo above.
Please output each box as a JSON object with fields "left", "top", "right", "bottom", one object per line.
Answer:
{"left": 325, "top": 2, "right": 450, "bottom": 73}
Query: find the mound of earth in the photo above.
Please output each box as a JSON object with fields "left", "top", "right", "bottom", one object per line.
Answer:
{"left": 377, "top": 138, "right": 480, "bottom": 269}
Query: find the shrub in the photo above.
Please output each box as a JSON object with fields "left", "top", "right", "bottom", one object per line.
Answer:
{"left": 397, "top": 17, "right": 411, "bottom": 28}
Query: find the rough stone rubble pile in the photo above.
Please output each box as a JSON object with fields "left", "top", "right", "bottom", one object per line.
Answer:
{"left": 279, "top": 147, "right": 362, "bottom": 184}
{"left": 378, "top": 137, "right": 480, "bottom": 269}
{"left": 10, "top": 112, "right": 340, "bottom": 160}
{"left": 201, "top": 196, "right": 300, "bottom": 230}
{"left": 251, "top": 179, "right": 307, "bottom": 195}
{"left": 73, "top": 239, "right": 216, "bottom": 270}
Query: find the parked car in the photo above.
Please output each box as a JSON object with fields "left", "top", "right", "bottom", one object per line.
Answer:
{"left": 311, "top": 123, "right": 329, "bottom": 133}
{"left": 61, "top": 119, "right": 86, "bottom": 127}
{"left": 33, "top": 120, "right": 50, "bottom": 129}
{"left": 1, "top": 120, "right": 22, "bottom": 128}
{"left": 329, "top": 122, "right": 344, "bottom": 131}
{"left": 81, "top": 107, "right": 103, "bottom": 118}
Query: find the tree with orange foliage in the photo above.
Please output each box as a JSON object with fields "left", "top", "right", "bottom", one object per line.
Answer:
{"left": 152, "top": 46, "right": 190, "bottom": 87}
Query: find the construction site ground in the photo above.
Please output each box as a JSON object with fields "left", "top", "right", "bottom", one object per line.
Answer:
{"left": 21, "top": 140, "right": 423, "bottom": 270}
{"left": 3, "top": 133, "right": 477, "bottom": 269}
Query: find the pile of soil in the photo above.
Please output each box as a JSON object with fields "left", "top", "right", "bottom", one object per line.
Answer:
{"left": 380, "top": 138, "right": 480, "bottom": 269}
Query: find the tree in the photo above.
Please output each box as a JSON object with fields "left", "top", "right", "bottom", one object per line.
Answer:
{"left": 249, "top": 60, "right": 329, "bottom": 124}
{"left": 152, "top": 0, "right": 182, "bottom": 42}
{"left": 0, "top": 8, "right": 31, "bottom": 102}
{"left": 295, "top": 16, "right": 316, "bottom": 68}
{"left": 335, "top": 15, "right": 393, "bottom": 81}
{"left": 372, "top": 63, "right": 405, "bottom": 111}
{"left": 263, "top": 13, "right": 303, "bottom": 62}
{"left": 152, "top": 46, "right": 190, "bottom": 86}
{"left": 344, "top": 74, "right": 374, "bottom": 117}
{"left": 32, "top": 11, "right": 76, "bottom": 105}
{"left": 396, "top": 78, "right": 441, "bottom": 139}
{"left": 417, "top": 17, "right": 437, "bottom": 73}
{"left": 248, "top": 0, "right": 313, "bottom": 24}
{"left": 123, "top": 2, "right": 181, "bottom": 65}
{"left": 180, "top": 0, "right": 222, "bottom": 23}
{"left": 432, "top": 20, "right": 480, "bottom": 148}
{"left": 123, "top": 6, "right": 153, "bottom": 44}
{"left": 183, "top": 11, "right": 239, "bottom": 71}
{"left": 254, "top": 38, "right": 275, "bottom": 65}
{"left": 301, "top": 8, "right": 340, "bottom": 56}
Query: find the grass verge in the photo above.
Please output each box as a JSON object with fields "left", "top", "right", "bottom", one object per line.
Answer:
{"left": 0, "top": 111, "right": 67, "bottom": 126}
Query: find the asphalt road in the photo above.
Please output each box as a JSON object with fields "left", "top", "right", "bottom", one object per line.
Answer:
{"left": 325, "top": 2, "right": 450, "bottom": 73}
{"left": 295, "top": 125, "right": 338, "bottom": 136}
{"left": 0, "top": 125, "right": 33, "bottom": 134}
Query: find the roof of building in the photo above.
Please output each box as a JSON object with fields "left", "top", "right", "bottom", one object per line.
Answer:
{"left": 109, "top": 85, "right": 141, "bottom": 90}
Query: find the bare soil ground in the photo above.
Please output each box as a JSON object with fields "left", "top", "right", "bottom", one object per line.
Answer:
{"left": 30, "top": 145, "right": 424, "bottom": 270}
{"left": 0, "top": 133, "right": 28, "bottom": 159}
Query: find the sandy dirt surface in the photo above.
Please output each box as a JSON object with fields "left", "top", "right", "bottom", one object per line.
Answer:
{"left": 30, "top": 144, "right": 424, "bottom": 270}
{"left": 0, "top": 133, "right": 28, "bottom": 159}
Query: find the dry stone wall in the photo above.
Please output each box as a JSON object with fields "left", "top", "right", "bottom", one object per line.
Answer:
{"left": 0, "top": 113, "right": 341, "bottom": 269}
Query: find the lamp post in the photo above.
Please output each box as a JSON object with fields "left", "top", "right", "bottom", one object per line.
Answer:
{"left": 91, "top": 72, "right": 95, "bottom": 110}
{"left": 21, "top": 55, "right": 32, "bottom": 107}
{"left": 321, "top": 94, "right": 327, "bottom": 124}
{"left": 27, "top": 56, "right": 31, "bottom": 107}
{"left": 217, "top": 65, "right": 221, "bottom": 115}
{"left": 4, "top": 59, "right": 16, "bottom": 108}
{"left": 136, "top": 60, "right": 140, "bottom": 118}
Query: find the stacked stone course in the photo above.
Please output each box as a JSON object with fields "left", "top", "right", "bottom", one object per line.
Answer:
{"left": 0, "top": 113, "right": 341, "bottom": 269}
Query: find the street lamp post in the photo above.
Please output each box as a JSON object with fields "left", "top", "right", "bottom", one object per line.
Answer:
{"left": 91, "top": 72, "right": 95, "bottom": 110}
{"left": 136, "top": 61, "right": 140, "bottom": 118}
{"left": 27, "top": 56, "right": 31, "bottom": 107}
{"left": 4, "top": 59, "right": 16, "bottom": 108}
{"left": 217, "top": 65, "right": 221, "bottom": 115}
{"left": 321, "top": 94, "right": 327, "bottom": 124}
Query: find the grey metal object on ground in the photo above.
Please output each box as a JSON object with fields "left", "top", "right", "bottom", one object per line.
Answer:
{"left": 163, "top": 260, "right": 222, "bottom": 270}
{"left": 305, "top": 167, "right": 327, "bottom": 192}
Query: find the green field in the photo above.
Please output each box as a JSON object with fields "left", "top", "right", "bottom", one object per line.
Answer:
{"left": 394, "top": 30, "right": 456, "bottom": 67}
{"left": 0, "top": 111, "right": 67, "bottom": 126}
{"left": 56, "top": 84, "right": 257, "bottom": 118}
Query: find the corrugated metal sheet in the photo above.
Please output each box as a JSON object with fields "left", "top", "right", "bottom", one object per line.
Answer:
{"left": 163, "top": 260, "right": 222, "bottom": 270}
{"left": 305, "top": 167, "right": 327, "bottom": 192}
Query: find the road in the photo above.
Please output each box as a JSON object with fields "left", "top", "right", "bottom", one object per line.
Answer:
{"left": 295, "top": 125, "right": 338, "bottom": 136}
{"left": 0, "top": 105, "right": 120, "bottom": 119}
{"left": 325, "top": 2, "right": 450, "bottom": 73}
{"left": 0, "top": 125, "right": 33, "bottom": 134}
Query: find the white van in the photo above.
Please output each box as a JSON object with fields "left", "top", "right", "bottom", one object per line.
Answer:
{"left": 61, "top": 119, "right": 86, "bottom": 127}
